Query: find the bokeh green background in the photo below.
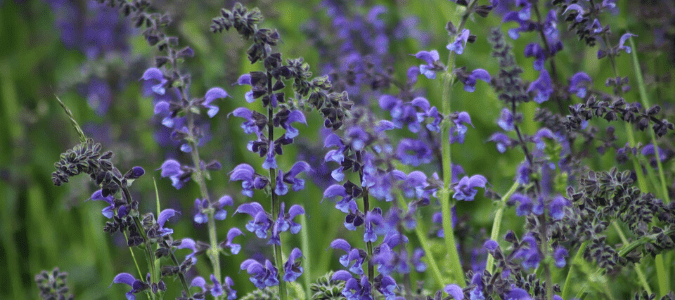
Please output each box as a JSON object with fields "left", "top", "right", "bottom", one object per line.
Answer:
{"left": 0, "top": 0, "right": 673, "bottom": 299}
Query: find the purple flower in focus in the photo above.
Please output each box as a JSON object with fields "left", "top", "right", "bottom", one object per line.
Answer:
{"left": 283, "top": 248, "right": 304, "bottom": 282}
{"left": 240, "top": 259, "right": 279, "bottom": 289}
{"left": 459, "top": 69, "right": 491, "bottom": 92}
{"left": 156, "top": 209, "right": 179, "bottom": 237}
{"left": 236, "top": 202, "right": 271, "bottom": 239}
{"left": 330, "top": 239, "right": 366, "bottom": 275}
{"left": 270, "top": 203, "right": 305, "bottom": 245}
{"left": 413, "top": 50, "right": 443, "bottom": 79}
{"left": 220, "top": 227, "right": 244, "bottom": 255}
{"left": 193, "top": 195, "right": 233, "bottom": 223}
{"left": 275, "top": 161, "right": 311, "bottom": 195}
{"left": 229, "top": 163, "right": 268, "bottom": 197}
{"left": 451, "top": 111, "right": 474, "bottom": 144}
{"left": 453, "top": 175, "right": 488, "bottom": 201}
{"left": 110, "top": 273, "right": 148, "bottom": 300}
{"left": 141, "top": 68, "right": 168, "bottom": 95}
{"left": 528, "top": 69, "right": 553, "bottom": 103}
{"left": 89, "top": 189, "right": 116, "bottom": 219}
{"left": 332, "top": 271, "right": 372, "bottom": 300}
{"left": 447, "top": 29, "right": 472, "bottom": 54}
{"left": 158, "top": 159, "right": 189, "bottom": 189}
{"left": 514, "top": 234, "right": 540, "bottom": 269}
{"left": 445, "top": 284, "right": 464, "bottom": 300}
{"left": 202, "top": 87, "right": 229, "bottom": 118}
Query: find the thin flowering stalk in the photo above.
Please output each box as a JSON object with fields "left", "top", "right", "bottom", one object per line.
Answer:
{"left": 561, "top": 241, "right": 588, "bottom": 300}
{"left": 530, "top": 2, "right": 565, "bottom": 112}
{"left": 599, "top": 31, "right": 657, "bottom": 295}
{"left": 355, "top": 151, "right": 374, "bottom": 293}
{"left": 438, "top": 0, "right": 480, "bottom": 287}
{"left": 394, "top": 190, "right": 444, "bottom": 291}
{"left": 629, "top": 37, "right": 671, "bottom": 296}
{"left": 485, "top": 181, "right": 519, "bottom": 274}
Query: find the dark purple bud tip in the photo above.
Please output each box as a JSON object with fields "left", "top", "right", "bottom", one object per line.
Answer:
{"left": 125, "top": 166, "right": 146, "bottom": 179}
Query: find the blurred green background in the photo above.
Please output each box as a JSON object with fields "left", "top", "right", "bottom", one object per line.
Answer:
{"left": 0, "top": 0, "right": 673, "bottom": 299}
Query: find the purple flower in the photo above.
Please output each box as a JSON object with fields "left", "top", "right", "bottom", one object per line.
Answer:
{"left": 332, "top": 271, "right": 372, "bottom": 300}
{"left": 208, "top": 274, "right": 237, "bottom": 299}
{"left": 453, "top": 175, "right": 488, "bottom": 201}
{"left": 483, "top": 239, "right": 499, "bottom": 251}
{"left": 528, "top": 69, "right": 553, "bottom": 103}
{"left": 240, "top": 259, "right": 279, "bottom": 289}
{"left": 140, "top": 68, "right": 167, "bottom": 95}
{"left": 445, "top": 284, "right": 464, "bottom": 300}
{"left": 275, "top": 161, "right": 311, "bottom": 195}
{"left": 229, "top": 163, "right": 268, "bottom": 197}
{"left": 90, "top": 189, "right": 116, "bottom": 218}
{"left": 193, "top": 198, "right": 209, "bottom": 224}
{"left": 511, "top": 193, "right": 532, "bottom": 216}
{"left": 158, "top": 159, "right": 188, "bottom": 189}
{"left": 516, "top": 162, "right": 530, "bottom": 184}
{"left": 330, "top": 239, "right": 366, "bottom": 275}
{"left": 413, "top": 50, "right": 443, "bottom": 79}
{"left": 377, "top": 275, "right": 397, "bottom": 300}
{"left": 283, "top": 248, "right": 304, "bottom": 282}
{"left": 411, "top": 97, "right": 442, "bottom": 132}
{"left": 502, "top": 10, "right": 535, "bottom": 39}
{"left": 110, "top": 273, "right": 148, "bottom": 300}
{"left": 176, "top": 238, "right": 201, "bottom": 263}
{"left": 506, "top": 287, "right": 532, "bottom": 300}
{"left": 156, "top": 209, "right": 179, "bottom": 237}
{"left": 549, "top": 195, "right": 569, "bottom": 220}
{"left": 230, "top": 107, "right": 265, "bottom": 135}
{"left": 411, "top": 248, "right": 427, "bottom": 272}
{"left": 345, "top": 125, "right": 369, "bottom": 151}
{"left": 554, "top": 246, "right": 569, "bottom": 268}
{"left": 236, "top": 202, "right": 271, "bottom": 239}
{"left": 569, "top": 72, "right": 592, "bottom": 98}
{"left": 220, "top": 227, "right": 243, "bottom": 255}
{"left": 451, "top": 111, "right": 474, "bottom": 144}
{"left": 618, "top": 33, "right": 637, "bottom": 54}
{"left": 281, "top": 110, "right": 307, "bottom": 139}
{"left": 447, "top": 29, "right": 471, "bottom": 54}
{"left": 497, "top": 108, "right": 514, "bottom": 131}
{"left": 432, "top": 206, "right": 458, "bottom": 238}
{"left": 194, "top": 195, "right": 233, "bottom": 223}
{"left": 524, "top": 43, "right": 545, "bottom": 71}
{"left": 396, "top": 139, "right": 432, "bottom": 166}
{"left": 563, "top": 4, "right": 585, "bottom": 23}
{"left": 202, "top": 87, "right": 229, "bottom": 118}
{"left": 514, "top": 234, "right": 540, "bottom": 269}
{"left": 460, "top": 69, "right": 491, "bottom": 92}
{"left": 324, "top": 184, "right": 357, "bottom": 213}
{"left": 488, "top": 133, "right": 513, "bottom": 153}
{"left": 270, "top": 203, "right": 305, "bottom": 245}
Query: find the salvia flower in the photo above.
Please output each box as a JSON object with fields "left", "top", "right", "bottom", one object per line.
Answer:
{"left": 229, "top": 163, "right": 268, "bottom": 197}
{"left": 278, "top": 110, "right": 307, "bottom": 139}
{"left": 488, "top": 133, "right": 513, "bottom": 153}
{"left": 447, "top": 28, "right": 472, "bottom": 54}
{"left": 270, "top": 203, "right": 305, "bottom": 245}
{"left": 617, "top": 33, "right": 637, "bottom": 54}
{"left": 202, "top": 87, "right": 229, "bottom": 118}
{"left": 330, "top": 239, "right": 366, "bottom": 275}
{"left": 156, "top": 209, "right": 179, "bottom": 237}
{"left": 549, "top": 195, "right": 569, "bottom": 220}
{"left": 413, "top": 50, "right": 444, "bottom": 79}
{"left": 569, "top": 72, "right": 592, "bottom": 98}
{"left": 229, "top": 107, "right": 266, "bottom": 135}
{"left": 331, "top": 271, "right": 372, "bottom": 300}
{"left": 89, "top": 189, "right": 116, "bottom": 219}
{"left": 514, "top": 234, "right": 540, "bottom": 269}
{"left": 140, "top": 68, "right": 167, "bottom": 95}
{"left": 497, "top": 108, "right": 515, "bottom": 131}
{"left": 563, "top": 4, "right": 585, "bottom": 23}
{"left": 458, "top": 68, "right": 491, "bottom": 92}
{"left": 375, "top": 274, "right": 397, "bottom": 300}
{"left": 323, "top": 184, "right": 357, "bottom": 213}
{"left": 236, "top": 202, "right": 271, "bottom": 239}
{"left": 524, "top": 43, "right": 545, "bottom": 71}
{"left": 451, "top": 111, "right": 474, "bottom": 144}
{"left": 445, "top": 284, "right": 464, "bottom": 300}
{"left": 453, "top": 174, "right": 488, "bottom": 201}
{"left": 158, "top": 159, "right": 189, "bottom": 189}
{"left": 111, "top": 273, "right": 148, "bottom": 300}
{"left": 283, "top": 248, "right": 303, "bottom": 282}
{"left": 193, "top": 195, "right": 233, "bottom": 223}
{"left": 396, "top": 138, "right": 432, "bottom": 166}
{"left": 219, "top": 227, "right": 243, "bottom": 255}
{"left": 506, "top": 287, "right": 532, "bottom": 300}
{"left": 527, "top": 69, "right": 553, "bottom": 103}
{"left": 240, "top": 259, "right": 279, "bottom": 289}
{"left": 511, "top": 193, "right": 532, "bottom": 216}
{"left": 553, "top": 246, "right": 569, "bottom": 268}
{"left": 275, "top": 161, "right": 311, "bottom": 195}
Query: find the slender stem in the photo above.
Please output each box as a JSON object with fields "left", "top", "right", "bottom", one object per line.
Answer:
{"left": 300, "top": 214, "right": 311, "bottom": 298}
{"left": 356, "top": 151, "right": 374, "bottom": 293}
{"left": 612, "top": 221, "right": 652, "bottom": 294}
{"left": 562, "top": 241, "right": 588, "bottom": 300}
{"left": 531, "top": 2, "right": 565, "bottom": 114}
{"left": 438, "top": 0, "right": 480, "bottom": 287}
{"left": 395, "top": 191, "right": 444, "bottom": 291}
{"left": 266, "top": 71, "right": 288, "bottom": 300}
{"left": 486, "top": 181, "right": 519, "bottom": 274}
{"left": 185, "top": 108, "right": 223, "bottom": 299}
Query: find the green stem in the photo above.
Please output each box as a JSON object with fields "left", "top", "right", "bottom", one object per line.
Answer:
{"left": 438, "top": 0, "right": 480, "bottom": 287}
{"left": 562, "top": 241, "right": 587, "bottom": 300}
{"left": 612, "top": 221, "right": 652, "bottom": 294}
{"left": 186, "top": 109, "right": 223, "bottom": 299}
{"left": 300, "top": 214, "right": 311, "bottom": 299}
{"left": 485, "top": 181, "right": 519, "bottom": 274}
{"left": 395, "top": 191, "right": 444, "bottom": 291}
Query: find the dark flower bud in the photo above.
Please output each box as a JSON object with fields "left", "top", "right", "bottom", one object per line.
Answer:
{"left": 124, "top": 166, "right": 145, "bottom": 180}
{"left": 504, "top": 230, "right": 518, "bottom": 243}
{"left": 445, "top": 21, "right": 457, "bottom": 35}
{"left": 176, "top": 47, "right": 194, "bottom": 58}
{"left": 647, "top": 105, "right": 661, "bottom": 115}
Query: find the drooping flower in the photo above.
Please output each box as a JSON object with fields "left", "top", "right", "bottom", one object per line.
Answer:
{"left": 569, "top": 72, "right": 592, "bottom": 98}
{"left": 453, "top": 175, "right": 488, "bottom": 201}
{"left": 280, "top": 110, "right": 307, "bottom": 139}
{"left": 413, "top": 50, "right": 443, "bottom": 79}
{"left": 89, "top": 189, "right": 116, "bottom": 219}
{"left": 528, "top": 69, "right": 553, "bottom": 103}
{"left": 524, "top": 43, "right": 545, "bottom": 71}
{"left": 229, "top": 163, "right": 268, "bottom": 197}
{"left": 275, "top": 161, "right": 311, "bottom": 195}
{"left": 617, "top": 33, "right": 637, "bottom": 54}
{"left": 202, "top": 87, "right": 229, "bottom": 118}
{"left": 331, "top": 271, "right": 372, "bottom": 300}
{"left": 219, "top": 227, "right": 243, "bottom": 255}
{"left": 236, "top": 202, "right": 271, "bottom": 239}
{"left": 497, "top": 108, "right": 514, "bottom": 131}
{"left": 270, "top": 203, "right": 305, "bottom": 245}
{"left": 553, "top": 246, "right": 569, "bottom": 268}
{"left": 459, "top": 68, "right": 491, "bottom": 92}
{"left": 240, "top": 259, "right": 279, "bottom": 289}
{"left": 563, "top": 4, "right": 585, "bottom": 23}
{"left": 158, "top": 159, "right": 189, "bottom": 190}
{"left": 447, "top": 28, "right": 472, "bottom": 54}
{"left": 140, "top": 68, "right": 167, "bottom": 95}
{"left": 156, "top": 209, "right": 179, "bottom": 237}
{"left": 283, "top": 248, "right": 304, "bottom": 282}
{"left": 445, "top": 284, "right": 464, "bottom": 300}
{"left": 110, "top": 273, "right": 148, "bottom": 300}
{"left": 488, "top": 133, "right": 513, "bottom": 153}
